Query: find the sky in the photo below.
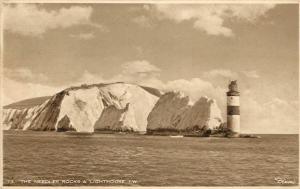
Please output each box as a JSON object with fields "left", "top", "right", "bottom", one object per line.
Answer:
{"left": 2, "top": 3, "right": 299, "bottom": 134}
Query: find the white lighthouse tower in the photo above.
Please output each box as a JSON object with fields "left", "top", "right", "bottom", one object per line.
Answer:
{"left": 227, "top": 80, "right": 240, "bottom": 137}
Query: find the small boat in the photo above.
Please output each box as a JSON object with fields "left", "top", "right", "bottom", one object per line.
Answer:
{"left": 170, "top": 135, "right": 184, "bottom": 138}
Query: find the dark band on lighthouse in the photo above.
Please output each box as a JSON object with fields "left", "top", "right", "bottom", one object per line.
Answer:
{"left": 227, "top": 106, "right": 240, "bottom": 115}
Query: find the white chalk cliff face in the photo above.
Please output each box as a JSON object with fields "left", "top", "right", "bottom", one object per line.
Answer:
{"left": 147, "top": 91, "right": 191, "bottom": 130}
{"left": 147, "top": 91, "right": 223, "bottom": 131}
{"left": 2, "top": 83, "right": 223, "bottom": 132}
{"left": 3, "top": 83, "right": 159, "bottom": 132}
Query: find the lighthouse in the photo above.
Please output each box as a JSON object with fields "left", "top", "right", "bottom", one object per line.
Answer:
{"left": 227, "top": 80, "right": 240, "bottom": 137}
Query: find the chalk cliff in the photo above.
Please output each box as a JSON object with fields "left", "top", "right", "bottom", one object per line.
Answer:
{"left": 3, "top": 83, "right": 159, "bottom": 132}
{"left": 147, "top": 91, "right": 223, "bottom": 131}
{"left": 2, "top": 83, "right": 223, "bottom": 133}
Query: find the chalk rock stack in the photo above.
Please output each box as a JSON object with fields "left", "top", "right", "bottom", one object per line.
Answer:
{"left": 147, "top": 92, "right": 223, "bottom": 131}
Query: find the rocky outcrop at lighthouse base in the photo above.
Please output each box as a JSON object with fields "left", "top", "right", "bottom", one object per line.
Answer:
{"left": 2, "top": 82, "right": 223, "bottom": 134}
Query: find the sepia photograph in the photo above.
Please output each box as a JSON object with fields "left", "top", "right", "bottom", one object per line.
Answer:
{"left": 1, "top": 0, "right": 299, "bottom": 187}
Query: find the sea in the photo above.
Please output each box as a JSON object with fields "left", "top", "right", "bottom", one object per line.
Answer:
{"left": 3, "top": 130, "right": 299, "bottom": 186}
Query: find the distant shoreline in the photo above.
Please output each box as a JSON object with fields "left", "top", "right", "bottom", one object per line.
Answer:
{"left": 3, "top": 130, "right": 297, "bottom": 134}
{"left": 4, "top": 130, "right": 298, "bottom": 138}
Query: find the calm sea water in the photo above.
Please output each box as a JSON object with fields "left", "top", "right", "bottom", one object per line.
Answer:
{"left": 3, "top": 131, "right": 299, "bottom": 186}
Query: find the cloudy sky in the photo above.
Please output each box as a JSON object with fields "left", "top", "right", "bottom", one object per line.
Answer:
{"left": 2, "top": 3, "right": 298, "bottom": 134}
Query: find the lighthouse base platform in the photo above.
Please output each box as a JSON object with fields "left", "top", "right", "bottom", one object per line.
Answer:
{"left": 226, "top": 132, "right": 240, "bottom": 138}
{"left": 225, "top": 132, "right": 261, "bottom": 138}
